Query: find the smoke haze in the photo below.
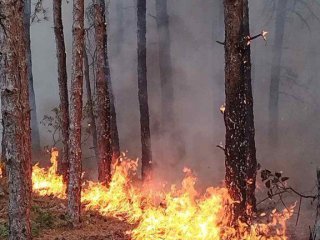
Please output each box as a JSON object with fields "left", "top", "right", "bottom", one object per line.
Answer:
{"left": 29, "top": 0, "right": 320, "bottom": 192}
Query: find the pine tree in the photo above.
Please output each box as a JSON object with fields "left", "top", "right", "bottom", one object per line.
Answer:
{"left": 1, "top": 1, "right": 32, "bottom": 238}
{"left": 93, "top": 0, "right": 113, "bottom": 183}
{"left": 53, "top": 0, "right": 70, "bottom": 181}
{"left": 269, "top": 0, "right": 288, "bottom": 146}
{"left": 25, "top": 0, "right": 41, "bottom": 153}
{"left": 224, "top": 0, "right": 257, "bottom": 221}
{"left": 67, "top": 0, "right": 85, "bottom": 224}
{"left": 137, "top": 0, "right": 152, "bottom": 180}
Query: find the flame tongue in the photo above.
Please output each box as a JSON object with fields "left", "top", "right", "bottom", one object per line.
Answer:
{"left": 32, "top": 149, "right": 66, "bottom": 198}
{"left": 31, "top": 151, "right": 293, "bottom": 239}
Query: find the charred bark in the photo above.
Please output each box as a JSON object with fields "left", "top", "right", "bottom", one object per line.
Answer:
{"left": 137, "top": 0, "right": 152, "bottom": 180}
{"left": 103, "top": 1, "right": 120, "bottom": 161}
{"left": 84, "top": 46, "right": 98, "bottom": 162}
{"left": 224, "top": 0, "right": 257, "bottom": 221}
{"left": 242, "top": 0, "right": 257, "bottom": 213}
{"left": 1, "top": 1, "right": 32, "bottom": 239}
{"left": 93, "top": 0, "right": 112, "bottom": 183}
{"left": 25, "top": 0, "right": 41, "bottom": 153}
{"left": 53, "top": 0, "right": 70, "bottom": 181}
{"left": 67, "top": 0, "right": 85, "bottom": 224}
{"left": 269, "top": 0, "right": 288, "bottom": 146}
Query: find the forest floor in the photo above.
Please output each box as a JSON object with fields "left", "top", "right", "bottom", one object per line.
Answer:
{"left": 0, "top": 178, "right": 133, "bottom": 240}
{"left": 0, "top": 177, "right": 315, "bottom": 240}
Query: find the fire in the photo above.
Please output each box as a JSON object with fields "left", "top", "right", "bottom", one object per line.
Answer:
{"left": 82, "top": 159, "right": 143, "bottom": 223}
{"left": 30, "top": 150, "right": 293, "bottom": 239}
{"left": 32, "top": 149, "right": 66, "bottom": 198}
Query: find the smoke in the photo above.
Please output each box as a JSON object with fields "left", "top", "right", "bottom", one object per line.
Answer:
{"left": 28, "top": 0, "right": 320, "bottom": 195}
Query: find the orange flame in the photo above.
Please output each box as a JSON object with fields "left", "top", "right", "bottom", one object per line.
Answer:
{"left": 30, "top": 150, "right": 293, "bottom": 239}
{"left": 32, "top": 149, "right": 66, "bottom": 198}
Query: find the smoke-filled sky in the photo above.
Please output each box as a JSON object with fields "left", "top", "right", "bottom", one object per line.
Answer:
{"left": 30, "top": 0, "right": 320, "bottom": 189}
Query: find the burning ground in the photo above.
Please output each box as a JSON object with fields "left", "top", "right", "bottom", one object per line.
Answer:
{"left": 0, "top": 150, "right": 297, "bottom": 240}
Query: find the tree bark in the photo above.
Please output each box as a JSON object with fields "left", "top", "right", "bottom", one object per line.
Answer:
{"left": 224, "top": 0, "right": 257, "bottom": 222}
{"left": 269, "top": 0, "right": 288, "bottom": 146}
{"left": 67, "top": 0, "right": 85, "bottom": 224}
{"left": 93, "top": 0, "right": 113, "bottom": 183}
{"left": 1, "top": 1, "right": 32, "bottom": 239}
{"left": 53, "top": 0, "right": 70, "bottom": 181}
{"left": 103, "top": 1, "right": 121, "bottom": 161}
{"left": 137, "top": 0, "right": 152, "bottom": 180}
{"left": 84, "top": 46, "right": 98, "bottom": 162}
{"left": 25, "top": 0, "right": 41, "bottom": 153}
{"left": 0, "top": 21, "right": 6, "bottom": 177}
{"left": 242, "top": 0, "right": 257, "bottom": 214}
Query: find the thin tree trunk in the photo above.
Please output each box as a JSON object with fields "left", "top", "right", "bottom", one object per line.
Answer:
{"left": 67, "top": 0, "right": 85, "bottom": 224}
{"left": 53, "top": 0, "right": 70, "bottom": 181}
{"left": 155, "top": 0, "right": 174, "bottom": 132}
{"left": 1, "top": 1, "right": 32, "bottom": 239}
{"left": 84, "top": 46, "right": 98, "bottom": 162}
{"left": 25, "top": 0, "right": 41, "bottom": 153}
{"left": 109, "top": 83, "right": 120, "bottom": 161}
{"left": 155, "top": 0, "right": 185, "bottom": 163}
{"left": 103, "top": 2, "right": 121, "bottom": 161}
{"left": 94, "top": 0, "right": 113, "bottom": 183}
{"left": 269, "top": 0, "right": 288, "bottom": 146}
{"left": 224, "top": 0, "right": 257, "bottom": 222}
{"left": 137, "top": 0, "right": 152, "bottom": 180}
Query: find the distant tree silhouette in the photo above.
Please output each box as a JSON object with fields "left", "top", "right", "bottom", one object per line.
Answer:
{"left": 25, "top": 0, "right": 41, "bottom": 153}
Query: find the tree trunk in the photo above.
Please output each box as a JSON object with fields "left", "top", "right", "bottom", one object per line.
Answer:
{"left": 25, "top": 0, "right": 41, "bottom": 153}
{"left": 67, "top": 0, "right": 85, "bottom": 224}
{"left": 103, "top": 2, "right": 121, "bottom": 161}
{"left": 53, "top": 0, "right": 70, "bottom": 181}
{"left": 242, "top": 0, "right": 257, "bottom": 214}
{"left": 93, "top": 0, "right": 113, "bottom": 184}
{"left": 155, "top": 0, "right": 185, "bottom": 163}
{"left": 1, "top": 1, "right": 32, "bottom": 239}
{"left": 224, "top": 0, "right": 257, "bottom": 222}
{"left": 269, "top": 0, "right": 288, "bottom": 146}
{"left": 137, "top": 0, "right": 152, "bottom": 180}
{"left": 155, "top": 0, "right": 174, "bottom": 132}
{"left": 84, "top": 46, "right": 98, "bottom": 162}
